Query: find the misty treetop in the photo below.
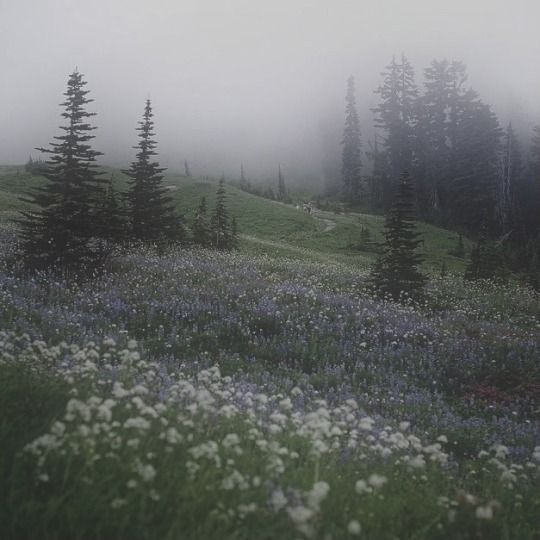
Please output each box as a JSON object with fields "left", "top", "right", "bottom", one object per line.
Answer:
{"left": 341, "top": 75, "right": 363, "bottom": 205}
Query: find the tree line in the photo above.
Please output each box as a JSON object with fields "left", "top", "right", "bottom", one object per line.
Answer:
{"left": 340, "top": 56, "right": 540, "bottom": 279}
{"left": 18, "top": 70, "right": 238, "bottom": 271}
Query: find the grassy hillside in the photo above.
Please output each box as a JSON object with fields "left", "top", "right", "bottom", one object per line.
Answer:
{"left": 0, "top": 165, "right": 472, "bottom": 272}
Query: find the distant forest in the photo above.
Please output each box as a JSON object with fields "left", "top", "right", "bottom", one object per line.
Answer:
{"left": 332, "top": 55, "right": 540, "bottom": 278}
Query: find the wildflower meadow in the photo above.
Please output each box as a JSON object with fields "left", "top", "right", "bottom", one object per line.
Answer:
{"left": 0, "top": 234, "right": 538, "bottom": 539}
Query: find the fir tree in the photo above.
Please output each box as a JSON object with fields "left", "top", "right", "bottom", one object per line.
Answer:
{"left": 211, "top": 178, "right": 232, "bottom": 250}
{"left": 447, "top": 95, "right": 501, "bottom": 234}
{"left": 341, "top": 76, "right": 362, "bottom": 204}
{"left": 18, "top": 70, "right": 105, "bottom": 270}
{"left": 124, "top": 100, "right": 181, "bottom": 243}
{"left": 498, "top": 123, "right": 522, "bottom": 233}
{"left": 370, "top": 171, "right": 426, "bottom": 300}
{"left": 184, "top": 160, "right": 191, "bottom": 177}
{"left": 372, "top": 55, "right": 418, "bottom": 207}
{"left": 192, "top": 196, "right": 210, "bottom": 247}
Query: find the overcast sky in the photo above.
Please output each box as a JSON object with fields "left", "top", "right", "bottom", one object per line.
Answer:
{"left": 1, "top": 0, "right": 539, "bottom": 186}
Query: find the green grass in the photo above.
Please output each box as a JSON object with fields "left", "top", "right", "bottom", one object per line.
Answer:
{"left": 0, "top": 166, "right": 472, "bottom": 272}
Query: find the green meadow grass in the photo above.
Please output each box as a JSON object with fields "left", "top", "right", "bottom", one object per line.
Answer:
{"left": 0, "top": 166, "right": 472, "bottom": 272}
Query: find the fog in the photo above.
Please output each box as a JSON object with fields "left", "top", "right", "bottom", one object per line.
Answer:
{"left": 1, "top": 0, "right": 539, "bottom": 188}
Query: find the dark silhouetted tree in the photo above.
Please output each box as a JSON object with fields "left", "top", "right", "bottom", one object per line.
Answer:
{"left": 184, "top": 160, "right": 191, "bottom": 177}
{"left": 97, "top": 175, "right": 126, "bottom": 240}
{"left": 18, "top": 70, "right": 105, "bottom": 270}
{"left": 370, "top": 171, "right": 426, "bottom": 300}
{"left": 372, "top": 56, "right": 418, "bottom": 208}
{"left": 497, "top": 123, "right": 522, "bottom": 234}
{"left": 342, "top": 76, "right": 363, "bottom": 204}
{"left": 124, "top": 99, "right": 181, "bottom": 243}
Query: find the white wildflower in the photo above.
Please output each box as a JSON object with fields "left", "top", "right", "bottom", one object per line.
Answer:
{"left": 348, "top": 520, "right": 361, "bottom": 535}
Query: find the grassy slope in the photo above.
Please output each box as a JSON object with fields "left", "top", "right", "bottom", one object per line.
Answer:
{"left": 0, "top": 165, "right": 472, "bottom": 272}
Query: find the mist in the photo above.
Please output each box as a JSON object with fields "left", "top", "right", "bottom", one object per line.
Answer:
{"left": 1, "top": 0, "right": 539, "bottom": 188}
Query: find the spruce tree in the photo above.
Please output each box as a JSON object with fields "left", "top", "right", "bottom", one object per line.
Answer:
{"left": 124, "top": 100, "right": 180, "bottom": 243}
{"left": 184, "top": 160, "right": 191, "bottom": 177}
{"left": 19, "top": 70, "right": 104, "bottom": 270}
{"left": 341, "top": 76, "right": 363, "bottom": 204}
{"left": 370, "top": 171, "right": 426, "bottom": 300}
{"left": 372, "top": 55, "right": 418, "bottom": 208}
{"left": 447, "top": 95, "right": 501, "bottom": 234}
{"left": 497, "top": 123, "right": 522, "bottom": 233}
{"left": 192, "top": 196, "right": 210, "bottom": 247}
{"left": 211, "top": 178, "right": 232, "bottom": 250}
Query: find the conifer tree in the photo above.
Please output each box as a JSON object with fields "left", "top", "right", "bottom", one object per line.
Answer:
{"left": 184, "top": 160, "right": 191, "bottom": 177}
{"left": 447, "top": 96, "right": 501, "bottom": 234}
{"left": 515, "top": 125, "right": 540, "bottom": 240}
{"left": 192, "top": 196, "right": 210, "bottom": 247}
{"left": 277, "top": 164, "right": 287, "bottom": 202}
{"left": 498, "top": 123, "right": 522, "bottom": 233}
{"left": 370, "top": 171, "right": 426, "bottom": 300}
{"left": 211, "top": 178, "right": 232, "bottom": 249}
{"left": 124, "top": 100, "right": 181, "bottom": 243}
{"left": 372, "top": 56, "right": 418, "bottom": 207}
{"left": 341, "top": 76, "right": 363, "bottom": 204}
{"left": 19, "top": 70, "right": 105, "bottom": 270}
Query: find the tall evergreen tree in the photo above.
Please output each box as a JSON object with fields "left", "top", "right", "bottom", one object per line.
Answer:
{"left": 124, "top": 100, "right": 181, "bottom": 243}
{"left": 341, "top": 75, "right": 363, "bottom": 204}
{"left": 497, "top": 123, "right": 522, "bottom": 234}
{"left": 184, "top": 160, "right": 191, "bottom": 177}
{"left": 19, "top": 70, "right": 105, "bottom": 270}
{"left": 192, "top": 196, "right": 210, "bottom": 247}
{"left": 366, "top": 134, "right": 388, "bottom": 210}
{"left": 370, "top": 171, "right": 426, "bottom": 300}
{"left": 277, "top": 164, "right": 287, "bottom": 202}
{"left": 211, "top": 178, "right": 232, "bottom": 250}
{"left": 414, "top": 59, "right": 456, "bottom": 217}
{"left": 447, "top": 95, "right": 501, "bottom": 234}
{"left": 372, "top": 55, "right": 418, "bottom": 208}
{"left": 515, "top": 125, "right": 540, "bottom": 240}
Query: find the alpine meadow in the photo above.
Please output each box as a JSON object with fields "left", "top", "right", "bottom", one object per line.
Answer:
{"left": 0, "top": 1, "right": 539, "bottom": 539}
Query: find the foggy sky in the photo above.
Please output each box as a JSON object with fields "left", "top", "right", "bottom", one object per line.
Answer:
{"left": 1, "top": 0, "right": 539, "bottom": 188}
